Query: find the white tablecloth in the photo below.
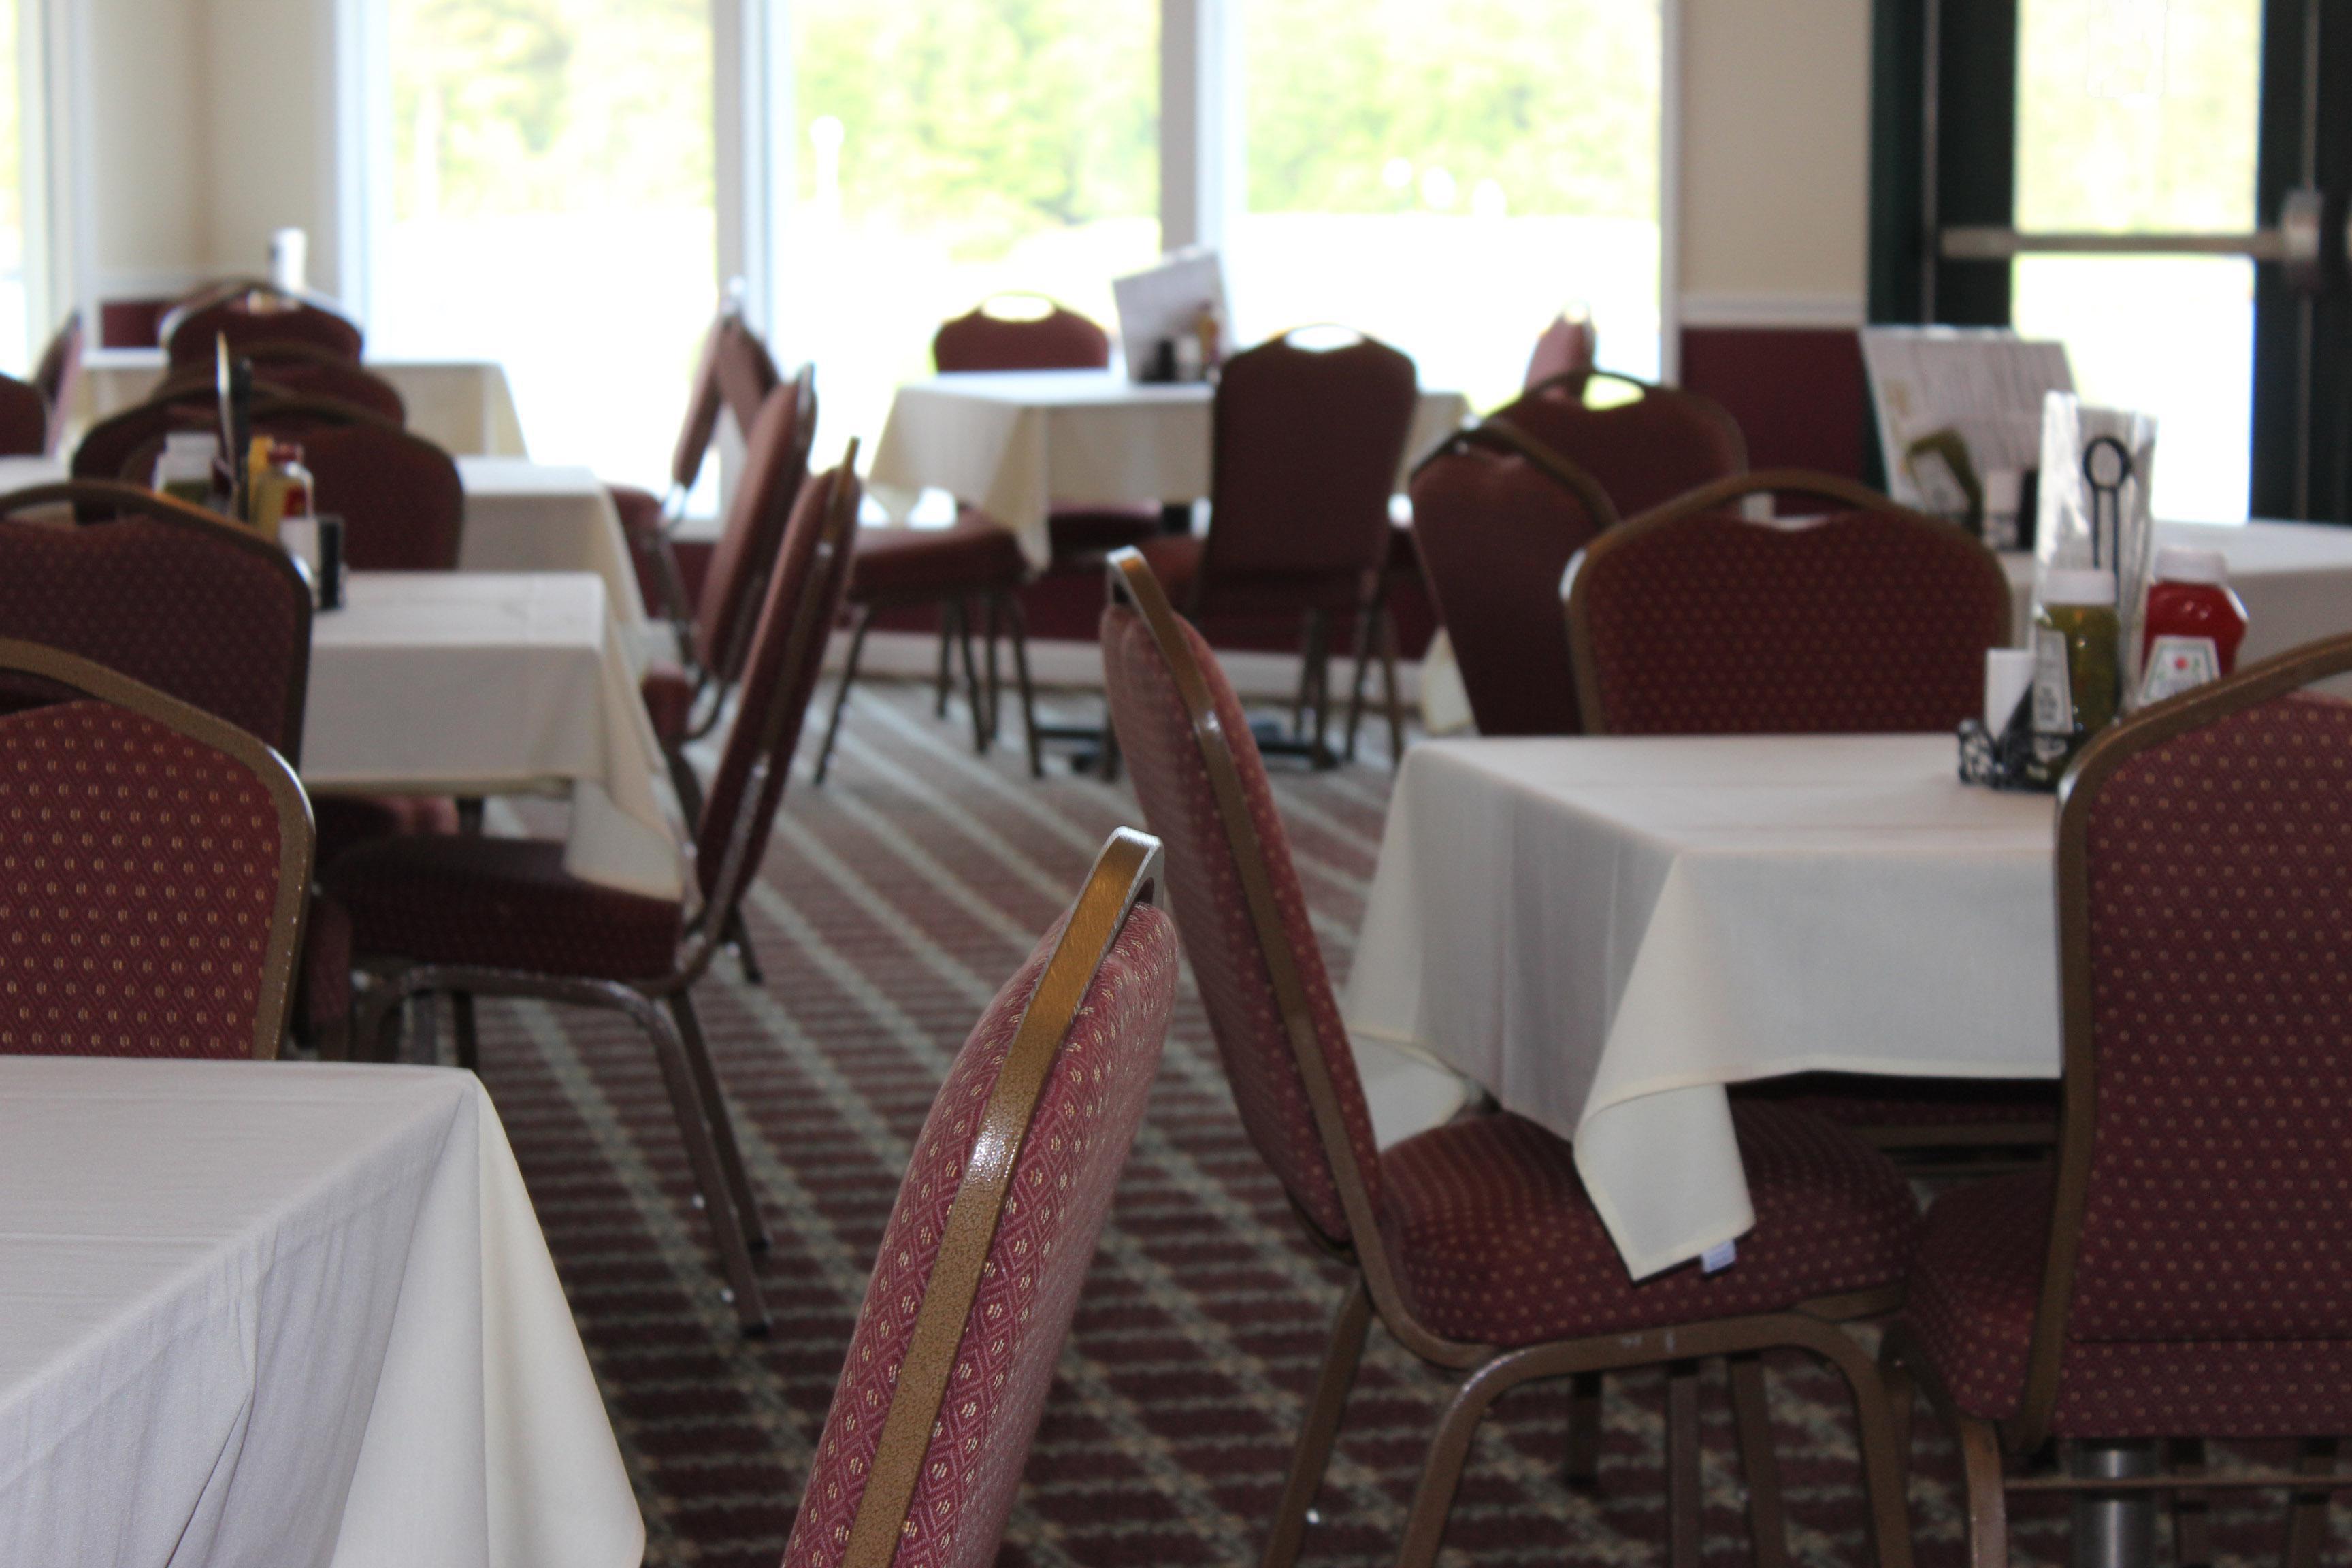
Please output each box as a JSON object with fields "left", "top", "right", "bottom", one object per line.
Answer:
{"left": 306, "top": 572, "right": 685, "bottom": 900}
{"left": 78, "top": 351, "right": 529, "bottom": 460}
{"left": 1999, "top": 519, "right": 2352, "bottom": 655}
{"left": 868, "top": 368, "right": 1471, "bottom": 568}
{"left": 0, "top": 1056, "right": 641, "bottom": 1568}
{"left": 1344, "top": 733, "right": 2059, "bottom": 1279}
{"left": 455, "top": 458, "right": 647, "bottom": 644}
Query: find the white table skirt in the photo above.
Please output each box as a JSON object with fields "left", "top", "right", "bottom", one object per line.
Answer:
{"left": 306, "top": 572, "right": 685, "bottom": 900}
{"left": 0, "top": 1057, "right": 641, "bottom": 1568}
{"left": 868, "top": 368, "right": 1471, "bottom": 569}
{"left": 1344, "top": 733, "right": 2059, "bottom": 1279}
{"left": 77, "top": 353, "right": 530, "bottom": 461}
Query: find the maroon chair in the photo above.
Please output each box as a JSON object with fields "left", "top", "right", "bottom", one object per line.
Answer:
{"left": 155, "top": 344, "right": 406, "bottom": 426}
{"left": 637, "top": 368, "right": 816, "bottom": 779}
{"left": 1407, "top": 422, "right": 1619, "bottom": 736}
{"left": 72, "top": 387, "right": 393, "bottom": 506}
{"left": 0, "top": 372, "right": 48, "bottom": 456}
{"left": 1494, "top": 370, "right": 1746, "bottom": 521}
{"left": 1565, "top": 470, "right": 2011, "bottom": 737}
{"left": 1523, "top": 310, "right": 1598, "bottom": 391}
{"left": 608, "top": 307, "right": 785, "bottom": 632}
{"left": 162, "top": 287, "right": 363, "bottom": 365}
{"left": 0, "top": 637, "right": 312, "bottom": 1058}
{"left": 294, "top": 419, "right": 468, "bottom": 572}
{"left": 33, "top": 312, "right": 82, "bottom": 453}
{"left": 1880, "top": 636, "right": 2352, "bottom": 1568}
{"left": 778, "top": 828, "right": 1175, "bottom": 1568}
{"left": 1099, "top": 547, "right": 1921, "bottom": 1568}
{"left": 1135, "top": 327, "right": 1420, "bottom": 766}
{"left": 327, "top": 448, "right": 864, "bottom": 1331}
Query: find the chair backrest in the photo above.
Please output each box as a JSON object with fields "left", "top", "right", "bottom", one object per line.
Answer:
{"left": 1407, "top": 423, "right": 1618, "bottom": 736}
{"left": 0, "top": 481, "right": 313, "bottom": 757}
{"left": 33, "top": 312, "right": 82, "bottom": 453}
{"left": 933, "top": 295, "right": 1112, "bottom": 372}
{"left": 1098, "top": 551, "right": 1384, "bottom": 1248}
{"left": 714, "top": 316, "right": 783, "bottom": 440}
{"left": 157, "top": 345, "right": 406, "bottom": 426}
{"left": 291, "top": 419, "right": 467, "bottom": 572}
{"left": 2003, "top": 635, "right": 2352, "bottom": 1449}
{"left": 1523, "top": 311, "right": 1597, "bottom": 391}
{"left": 0, "top": 637, "right": 312, "bottom": 1058}
{"left": 0, "top": 372, "right": 48, "bottom": 457}
{"left": 1565, "top": 469, "right": 2011, "bottom": 736}
{"left": 72, "top": 386, "right": 393, "bottom": 502}
{"left": 779, "top": 828, "right": 1175, "bottom": 1568}
{"left": 1199, "top": 328, "right": 1419, "bottom": 602}
{"left": 162, "top": 289, "right": 364, "bottom": 365}
{"left": 694, "top": 442, "right": 862, "bottom": 919}
{"left": 691, "top": 368, "right": 817, "bottom": 679}
{"left": 1494, "top": 372, "right": 1746, "bottom": 521}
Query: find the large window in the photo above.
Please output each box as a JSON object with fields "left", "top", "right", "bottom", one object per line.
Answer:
{"left": 1231, "top": 0, "right": 1661, "bottom": 412}
{"left": 0, "top": 0, "right": 27, "bottom": 374}
{"left": 2009, "top": 0, "right": 2261, "bottom": 522}
{"left": 369, "top": 0, "right": 717, "bottom": 488}
{"left": 779, "top": 0, "right": 1160, "bottom": 465}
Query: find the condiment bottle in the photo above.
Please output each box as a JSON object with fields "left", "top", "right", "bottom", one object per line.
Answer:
{"left": 2027, "top": 567, "right": 2120, "bottom": 787}
{"left": 248, "top": 440, "right": 313, "bottom": 535}
{"left": 2137, "top": 545, "right": 2247, "bottom": 705}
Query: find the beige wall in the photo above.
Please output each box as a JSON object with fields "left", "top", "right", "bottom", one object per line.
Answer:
{"left": 81, "top": 0, "right": 210, "bottom": 291}
{"left": 1674, "top": 0, "right": 1873, "bottom": 326}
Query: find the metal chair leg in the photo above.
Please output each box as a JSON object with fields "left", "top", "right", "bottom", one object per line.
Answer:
{"left": 999, "top": 592, "right": 1043, "bottom": 779}
{"left": 981, "top": 593, "right": 1003, "bottom": 745}
{"left": 2284, "top": 1438, "right": 2338, "bottom": 1568}
{"left": 451, "top": 992, "right": 479, "bottom": 1073}
{"left": 1394, "top": 1352, "right": 1534, "bottom": 1568}
{"left": 1378, "top": 606, "right": 1407, "bottom": 764}
{"left": 954, "top": 598, "right": 989, "bottom": 753}
{"left": 669, "top": 988, "right": 770, "bottom": 1252}
{"left": 662, "top": 740, "right": 706, "bottom": 834}
{"left": 1667, "top": 1360, "right": 1703, "bottom": 1568}
{"left": 1566, "top": 1371, "right": 1605, "bottom": 1486}
{"left": 1343, "top": 593, "right": 1380, "bottom": 763}
{"left": 814, "top": 604, "right": 876, "bottom": 785}
{"left": 1262, "top": 1279, "right": 1371, "bottom": 1568}
{"left": 650, "top": 529, "right": 698, "bottom": 655}
{"left": 722, "top": 904, "right": 764, "bottom": 984}
{"left": 2170, "top": 1439, "right": 2211, "bottom": 1568}
{"left": 633, "top": 994, "right": 770, "bottom": 1333}
{"left": 934, "top": 600, "right": 956, "bottom": 718}
{"left": 1729, "top": 1353, "right": 1792, "bottom": 1568}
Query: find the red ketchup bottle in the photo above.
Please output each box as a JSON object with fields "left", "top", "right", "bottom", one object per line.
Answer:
{"left": 2137, "top": 545, "right": 2247, "bottom": 705}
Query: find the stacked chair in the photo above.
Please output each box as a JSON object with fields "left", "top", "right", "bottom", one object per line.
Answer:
{"left": 1494, "top": 368, "right": 1746, "bottom": 520}
{"left": 1567, "top": 470, "right": 2055, "bottom": 1155}
{"left": 0, "top": 637, "right": 312, "bottom": 1058}
{"left": 816, "top": 293, "right": 1159, "bottom": 783}
{"left": 1882, "top": 635, "right": 2352, "bottom": 1567}
{"left": 325, "top": 446, "right": 864, "bottom": 1330}
{"left": 1407, "top": 421, "right": 1618, "bottom": 736}
{"left": 1134, "top": 327, "right": 1420, "bottom": 767}
{"left": 159, "top": 284, "right": 364, "bottom": 365}
{"left": 1100, "top": 546, "right": 1923, "bottom": 1568}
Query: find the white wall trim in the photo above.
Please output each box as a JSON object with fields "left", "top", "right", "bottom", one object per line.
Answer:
{"left": 1158, "top": 0, "right": 1233, "bottom": 254}
{"left": 326, "top": 0, "right": 378, "bottom": 316}
{"left": 1676, "top": 291, "right": 1866, "bottom": 330}
{"left": 1659, "top": 0, "right": 1682, "bottom": 383}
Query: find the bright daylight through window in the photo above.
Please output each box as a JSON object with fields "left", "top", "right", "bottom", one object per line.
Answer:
{"left": 372, "top": 0, "right": 717, "bottom": 490}
{"left": 1232, "top": 0, "right": 1661, "bottom": 412}
{"left": 778, "top": 0, "right": 1160, "bottom": 467}
{"left": 2011, "top": 0, "right": 2261, "bottom": 522}
{"left": 0, "top": 0, "right": 26, "bottom": 374}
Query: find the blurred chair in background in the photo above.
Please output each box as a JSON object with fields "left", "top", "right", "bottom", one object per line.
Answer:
{"left": 154, "top": 344, "right": 407, "bottom": 426}
{"left": 1496, "top": 370, "right": 1746, "bottom": 521}
{"left": 33, "top": 312, "right": 81, "bottom": 454}
{"left": 1522, "top": 308, "right": 1598, "bottom": 391}
{"left": 1135, "top": 326, "right": 1419, "bottom": 766}
{"left": 162, "top": 286, "right": 363, "bottom": 366}
{"left": 0, "top": 373, "right": 50, "bottom": 457}
{"left": 1407, "top": 422, "right": 1618, "bottom": 737}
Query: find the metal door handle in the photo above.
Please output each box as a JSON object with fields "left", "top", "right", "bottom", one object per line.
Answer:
{"left": 1939, "top": 188, "right": 2332, "bottom": 293}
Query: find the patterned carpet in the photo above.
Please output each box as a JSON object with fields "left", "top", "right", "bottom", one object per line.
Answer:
{"left": 461, "top": 680, "right": 2340, "bottom": 1568}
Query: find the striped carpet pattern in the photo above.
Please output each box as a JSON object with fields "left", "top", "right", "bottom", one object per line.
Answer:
{"left": 464, "top": 681, "right": 2340, "bottom": 1568}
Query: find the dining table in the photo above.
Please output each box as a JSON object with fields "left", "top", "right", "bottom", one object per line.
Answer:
{"left": 75, "top": 348, "right": 530, "bottom": 460}
{"left": 0, "top": 1055, "right": 642, "bottom": 1567}
{"left": 307, "top": 571, "right": 685, "bottom": 900}
{"left": 867, "top": 368, "right": 1471, "bottom": 568}
{"left": 1344, "top": 731, "right": 2058, "bottom": 1280}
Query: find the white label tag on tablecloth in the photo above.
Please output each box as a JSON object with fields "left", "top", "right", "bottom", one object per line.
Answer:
{"left": 1701, "top": 1240, "right": 1737, "bottom": 1273}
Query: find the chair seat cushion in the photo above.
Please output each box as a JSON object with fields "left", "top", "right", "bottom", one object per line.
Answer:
{"left": 1130, "top": 532, "right": 1371, "bottom": 618}
{"left": 607, "top": 483, "right": 664, "bottom": 544}
{"left": 323, "top": 834, "right": 683, "bottom": 982}
{"left": 1738, "top": 1073, "right": 2058, "bottom": 1142}
{"left": 1377, "top": 1102, "right": 1918, "bottom": 1347}
{"left": 1901, "top": 1170, "right": 2352, "bottom": 1437}
{"left": 1047, "top": 505, "right": 1160, "bottom": 559}
{"left": 850, "top": 521, "right": 1026, "bottom": 602}
{"left": 640, "top": 661, "right": 694, "bottom": 746}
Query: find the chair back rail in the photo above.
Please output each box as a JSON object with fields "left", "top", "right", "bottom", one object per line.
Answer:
{"left": 692, "top": 366, "right": 817, "bottom": 681}
{"left": 0, "top": 636, "right": 312, "bottom": 1058}
{"left": 933, "top": 295, "right": 1112, "bottom": 372}
{"left": 1494, "top": 372, "right": 1746, "bottom": 521}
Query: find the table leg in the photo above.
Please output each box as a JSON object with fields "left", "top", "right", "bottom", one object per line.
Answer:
{"left": 2072, "top": 1441, "right": 2160, "bottom": 1568}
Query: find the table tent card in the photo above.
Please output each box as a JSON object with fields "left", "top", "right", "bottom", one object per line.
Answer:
{"left": 1861, "top": 326, "right": 2074, "bottom": 546}
{"left": 1112, "top": 248, "right": 1231, "bottom": 382}
{"left": 2034, "top": 391, "right": 2161, "bottom": 702}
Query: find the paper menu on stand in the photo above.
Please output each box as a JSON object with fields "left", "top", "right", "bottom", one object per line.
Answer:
{"left": 1861, "top": 327, "right": 2074, "bottom": 508}
{"left": 1111, "top": 248, "right": 1230, "bottom": 381}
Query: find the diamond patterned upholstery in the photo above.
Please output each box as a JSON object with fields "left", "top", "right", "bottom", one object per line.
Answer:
{"left": 782, "top": 900, "right": 1177, "bottom": 1568}
{"left": 1573, "top": 504, "right": 2010, "bottom": 735}
{"left": 1101, "top": 600, "right": 1382, "bottom": 1243}
{"left": 0, "top": 700, "right": 291, "bottom": 1057}
{"left": 1379, "top": 1102, "right": 1919, "bottom": 1345}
